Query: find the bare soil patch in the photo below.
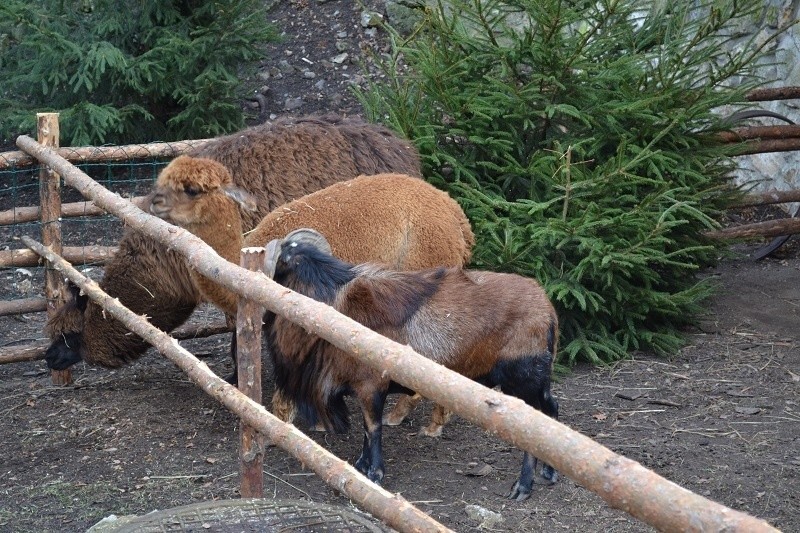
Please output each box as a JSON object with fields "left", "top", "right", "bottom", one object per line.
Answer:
{"left": 1, "top": 243, "right": 797, "bottom": 532}
{"left": 1, "top": 1, "right": 798, "bottom": 531}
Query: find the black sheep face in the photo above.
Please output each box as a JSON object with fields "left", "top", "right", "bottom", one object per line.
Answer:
{"left": 44, "top": 283, "right": 88, "bottom": 370}
{"left": 45, "top": 332, "right": 85, "bottom": 370}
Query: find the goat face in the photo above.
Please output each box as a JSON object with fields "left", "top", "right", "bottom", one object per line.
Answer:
{"left": 272, "top": 238, "right": 355, "bottom": 304}
{"left": 45, "top": 332, "right": 85, "bottom": 370}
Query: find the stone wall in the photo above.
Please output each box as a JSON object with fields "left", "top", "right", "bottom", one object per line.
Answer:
{"left": 730, "top": 0, "right": 799, "bottom": 213}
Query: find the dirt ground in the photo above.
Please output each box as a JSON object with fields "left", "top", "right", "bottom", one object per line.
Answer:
{"left": 1, "top": 238, "right": 798, "bottom": 533}
{"left": 1, "top": 1, "right": 799, "bottom": 532}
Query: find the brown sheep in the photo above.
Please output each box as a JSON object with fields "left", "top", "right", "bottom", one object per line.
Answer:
{"left": 263, "top": 228, "right": 559, "bottom": 500}
{"left": 44, "top": 114, "right": 421, "bottom": 371}
{"left": 148, "top": 155, "right": 474, "bottom": 432}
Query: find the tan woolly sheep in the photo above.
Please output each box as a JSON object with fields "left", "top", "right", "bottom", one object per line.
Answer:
{"left": 149, "top": 155, "right": 474, "bottom": 434}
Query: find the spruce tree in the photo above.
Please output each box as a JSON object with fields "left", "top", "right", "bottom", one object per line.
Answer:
{"left": 359, "top": 0, "right": 777, "bottom": 365}
{"left": 0, "top": 1, "right": 277, "bottom": 145}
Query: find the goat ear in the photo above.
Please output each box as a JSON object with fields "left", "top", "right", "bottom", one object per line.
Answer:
{"left": 66, "top": 281, "right": 88, "bottom": 312}
{"left": 222, "top": 185, "right": 257, "bottom": 212}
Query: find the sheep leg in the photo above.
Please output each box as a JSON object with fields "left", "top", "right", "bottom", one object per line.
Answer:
{"left": 382, "top": 392, "right": 421, "bottom": 426}
{"left": 538, "top": 388, "right": 559, "bottom": 483}
{"left": 383, "top": 393, "right": 452, "bottom": 437}
{"left": 354, "top": 390, "right": 388, "bottom": 484}
{"left": 509, "top": 452, "right": 537, "bottom": 501}
{"left": 418, "top": 404, "right": 452, "bottom": 438}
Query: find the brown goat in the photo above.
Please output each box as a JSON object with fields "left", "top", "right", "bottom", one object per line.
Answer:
{"left": 44, "top": 114, "right": 421, "bottom": 371}
{"left": 148, "top": 155, "right": 474, "bottom": 431}
{"left": 264, "top": 229, "right": 559, "bottom": 501}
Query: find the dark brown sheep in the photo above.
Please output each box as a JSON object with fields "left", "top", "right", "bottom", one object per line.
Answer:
{"left": 44, "top": 114, "right": 421, "bottom": 371}
{"left": 148, "top": 156, "right": 474, "bottom": 429}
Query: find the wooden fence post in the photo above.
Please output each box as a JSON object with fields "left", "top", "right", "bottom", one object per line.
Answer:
{"left": 37, "top": 113, "right": 71, "bottom": 386}
{"left": 237, "top": 247, "right": 266, "bottom": 498}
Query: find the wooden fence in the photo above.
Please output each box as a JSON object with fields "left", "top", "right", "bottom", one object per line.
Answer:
{"left": 3, "top": 99, "right": 799, "bottom": 530}
{"left": 7, "top": 121, "right": 788, "bottom": 531}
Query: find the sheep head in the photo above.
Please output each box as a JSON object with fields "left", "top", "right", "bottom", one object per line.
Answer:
{"left": 149, "top": 155, "right": 257, "bottom": 227}
{"left": 149, "top": 155, "right": 259, "bottom": 317}
{"left": 264, "top": 228, "right": 332, "bottom": 278}
{"left": 44, "top": 282, "right": 88, "bottom": 370}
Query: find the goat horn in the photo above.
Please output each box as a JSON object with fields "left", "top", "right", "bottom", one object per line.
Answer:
{"left": 283, "top": 228, "right": 332, "bottom": 256}
{"left": 263, "top": 239, "right": 282, "bottom": 278}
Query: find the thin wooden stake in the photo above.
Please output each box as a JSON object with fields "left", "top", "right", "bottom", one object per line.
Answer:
{"left": 237, "top": 247, "right": 266, "bottom": 498}
{"left": 37, "top": 113, "right": 71, "bottom": 386}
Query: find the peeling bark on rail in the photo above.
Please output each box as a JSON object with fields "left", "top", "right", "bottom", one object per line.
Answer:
{"left": 0, "top": 139, "right": 211, "bottom": 169}
{"left": 16, "top": 134, "right": 780, "bottom": 533}
{"left": 20, "top": 236, "right": 450, "bottom": 533}
{"left": 0, "top": 245, "right": 116, "bottom": 268}
{"left": 736, "top": 188, "right": 800, "bottom": 207}
{"left": 718, "top": 124, "right": 800, "bottom": 142}
{"left": 746, "top": 86, "right": 800, "bottom": 101}
{"left": 0, "top": 196, "right": 147, "bottom": 226}
{"left": 0, "top": 297, "right": 47, "bottom": 317}
{"left": 705, "top": 217, "right": 800, "bottom": 240}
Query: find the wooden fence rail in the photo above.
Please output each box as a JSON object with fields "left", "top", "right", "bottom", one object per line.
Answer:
{"left": 17, "top": 134, "right": 780, "bottom": 533}
{"left": 0, "top": 196, "right": 148, "bottom": 226}
{"left": 0, "top": 139, "right": 211, "bottom": 169}
{"left": 0, "top": 321, "right": 231, "bottom": 365}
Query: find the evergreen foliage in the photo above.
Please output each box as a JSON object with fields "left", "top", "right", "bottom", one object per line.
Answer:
{"left": 358, "top": 0, "right": 774, "bottom": 365}
{"left": 0, "top": 1, "right": 277, "bottom": 145}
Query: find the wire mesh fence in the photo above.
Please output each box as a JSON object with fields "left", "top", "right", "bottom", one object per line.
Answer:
{"left": 0, "top": 157, "right": 168, "bottom": 309}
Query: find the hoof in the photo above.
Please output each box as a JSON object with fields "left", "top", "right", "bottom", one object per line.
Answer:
{"left": 541, "top": 465, "right": 558, "bottom": 484}
{"left": 382, "top": 412, "right": 406, "bottom": 426}
{"left": 417, "top": 424, "right": 443, "bottom": 438}
{"left": 355, "top": 455, "right": 370, "bottom": 475}
{"left": 367, "top": 466, "right": 384, "bottom": 485}
{"left": 507, "top": 480, "right": 532, "bottom": 501}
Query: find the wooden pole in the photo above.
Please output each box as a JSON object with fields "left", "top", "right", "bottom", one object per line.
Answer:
{"left": 0, "top": 297, "right": 47, "bottom": 317}
{"left": 237, "top": 247, "right": 266, "bottom": 498}
{"left": 0, "top": 245, "right": 117, "bottom": 268}
{"left": 37, "top": 113, "right": 71, "bottom": 386}
{"left": 704, "top": 217, "right": 800, "bottom": 240}
{"left": 729, "top": 137, "right": 800, "bottom": 155}
{"left": 747, "top": 86, "right": 800, "bottom": 101}
{"left": 0, "top": 196, "right": 148, "bottom": 226}
{"left": 0, "top": 321, "right": 232, "bottom": 365}
{"left": 0, "top": 139, "right": 211, "bottom": 169}
{"left": 737, "top": 188, "right": 800, "bottom": 207}
{"left": 718, "top": 124, "right": 800, "bottom": 142}
{"left": 19, "top": 236, "right": 451, "bottom": 533}
{"left": 0, "top": 343, "right": 45, "bottom": 364}
{"left": 15, "top": 135, "right": 779, "bottom": 533}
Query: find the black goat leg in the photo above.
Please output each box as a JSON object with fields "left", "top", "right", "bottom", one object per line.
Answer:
{"left": 508, "top": 452, "right": 536, "bottom": 501}
{"left": 355, "top": 391, "right": 387, "bottom": 484}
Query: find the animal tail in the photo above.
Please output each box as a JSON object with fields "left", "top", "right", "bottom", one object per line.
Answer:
{"left": 300, "top": 386, "right": 350, "bottom": 434}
